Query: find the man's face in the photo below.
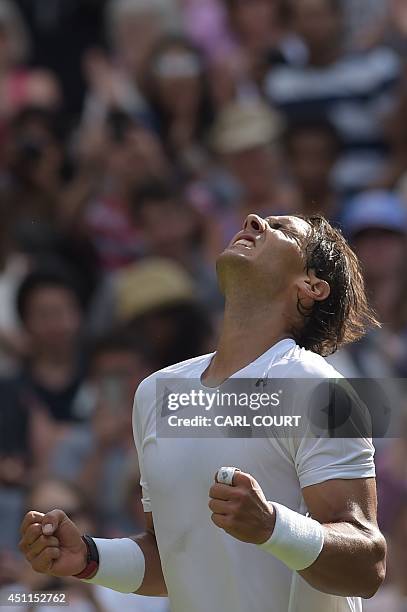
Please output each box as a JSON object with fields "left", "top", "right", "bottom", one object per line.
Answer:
{"left": 92, "top": 350, "right": 151, "bottom": 407}
{"left": 231, "top": 0, "right": 279, "bottom": 43}
{"left": 140, "top": 199, "right": 196, "bottom": 256}
{"left": 352, "top": 228, "right": 405, "bottom": 282}
{"left": 288, "top": 130, "right": 337, "bottom": 192}
{"left": 225, "top": 146, "right": 276, "bottom": 200}
{"left": 24, "top": 287, "right": 82, "bottom": 355}
{"left": 217, "top": 214, "right": 310, "bottom": 297}
{"left": 293, "top": 0, "right": 341, "bottom": 56}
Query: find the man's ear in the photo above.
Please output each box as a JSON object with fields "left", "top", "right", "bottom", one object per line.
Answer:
{"left": 296, "top": 270, "right": 330, "bottom": 308}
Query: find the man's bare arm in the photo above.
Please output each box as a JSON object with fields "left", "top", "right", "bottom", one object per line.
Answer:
{"left": 299, "top": 477, "right": 386, "bottom": 599}
{"left": 209, "top": 472, "right": 386, "bottom": 599}
{"left": 131, "top": 512, "right": 167, "bottom": 596}
{"left": 19, "top": 509, "right": 167, "bottom": 597}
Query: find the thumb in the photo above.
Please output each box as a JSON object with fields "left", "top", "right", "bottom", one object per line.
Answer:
{"left": 232, "top": 470, "right": 256, "bottom": 489}
{"left": 41, "top": 509, "right": 67, "bottom": 536}
{"left": 215, "top": 467, "right": 241, "bottom": 486}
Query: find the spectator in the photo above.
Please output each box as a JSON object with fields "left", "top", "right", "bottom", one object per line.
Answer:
{"left": 116, "top": 258, "right": 214, "bottom": 368}
{"left": 0, "top": 0, "right": 60, "bottom": 130}
{"left": 82, "top": 0, "right": 180, "bottom": 127}
{"left": 210, "top": 99, "right": 299, "bottom": 244}
{"left": 0, "top": 199, "right": 29, "bottom": 375}
{"left": 209, "top": 0, "right": 306, "bottom": 109}
{"left": 265, "top": 0, "right": 401, "bottom": 195}
{"left": 142, "top": 35, "right": 215, "bottom": 177}
{"left": 16, "top": 0, "right": 107, "bottom": 118}
{"left": 220, "top": 0, "right": 305, "bottom": 92}
{"left": 15, "top": 264, "right": 88, "bottom": 427}
{"left": 341, "top": 0, "right": 388, "bottom": 51}
{"left": 130, "top": 179, "right": 222, "bottom": 311}
{"left": 0, "top": 108, "right": 101, "bottom": 311}
{"left": 329, "top": 191, "right": 407, "bottom": 378}
{"left": 357, "top": 0, "right": 407, "bottom": 60}
{"left": 4, "top": 107, "right": 67, "bottom": 228}
{"left": 373, "top": 88, "right": 407, "bottom": 191}
{"left": 71, "top": 112, "right": 170, "bottom": 271}
{"left": 283, "top": 116, "right": 342, "bottom": 219}
{"left": 179, "top": 0, "right": 233, "bottom": 63}
{"left": 49, "top": 332, "right": 154, "bottom": 535}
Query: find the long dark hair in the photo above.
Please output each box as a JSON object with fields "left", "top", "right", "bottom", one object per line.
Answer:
{"left": 295, "top": 215, "right": 380, "bottom": 356}
{"left": 141, "top": 34, "right": 215, "bottom": 150}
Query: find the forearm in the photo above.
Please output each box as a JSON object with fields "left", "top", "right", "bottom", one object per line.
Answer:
{"left": 130, "top": 531, "right": 167, "bottom": 596}
{"left": 299, "top": 521, "right": 386, "bottom": 598}
{"left": 82, "top": 530, "right": 167, "bottom": 597}
{"left": 59, "top": 171, "right": 99, "bottom": 227}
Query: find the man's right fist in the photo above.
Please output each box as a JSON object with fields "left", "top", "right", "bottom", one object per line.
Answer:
{"left": 19, "top": 509, "right": 88, "bottom": 577}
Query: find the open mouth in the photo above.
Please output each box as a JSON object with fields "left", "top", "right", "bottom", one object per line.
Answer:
{"left": 232, "top": 234, "right": 256, "bottom": 249}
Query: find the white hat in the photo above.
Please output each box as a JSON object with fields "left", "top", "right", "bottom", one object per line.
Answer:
{"left": 211, "top": 101, "right": 283, "bottom": 155}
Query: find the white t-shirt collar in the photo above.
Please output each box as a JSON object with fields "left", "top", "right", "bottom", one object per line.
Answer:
{"left": 200, "top": 337, "right": 297, "bottom": 387}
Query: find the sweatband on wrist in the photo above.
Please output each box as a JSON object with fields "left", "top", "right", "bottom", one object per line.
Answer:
{"left": 81, "top": 537, "right": 145, "bottom": 593}
{"left": 257, "top": 502, "right": 324, "bottom": 571}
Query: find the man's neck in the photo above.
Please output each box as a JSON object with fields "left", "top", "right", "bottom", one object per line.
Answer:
{"left": 202, "top": 294, "right": 291, "bottom": 387}
{"left": 30, "top": 352, "right": 77, "bottom": 389}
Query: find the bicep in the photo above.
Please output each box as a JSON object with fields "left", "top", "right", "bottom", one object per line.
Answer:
{"left": 302, "top": 477, "right": 378, "bottom": 526}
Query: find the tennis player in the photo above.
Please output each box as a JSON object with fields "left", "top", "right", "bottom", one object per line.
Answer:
{"left": 20, "top": 214, "right": 386, "bottom": 611}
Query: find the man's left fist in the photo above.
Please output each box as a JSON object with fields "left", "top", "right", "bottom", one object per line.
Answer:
{"left": 209, "top": 469, "right": 276, "bottom": 544}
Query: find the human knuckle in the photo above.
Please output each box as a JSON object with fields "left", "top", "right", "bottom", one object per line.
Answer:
{"left": 230, "top": 501, "right": 241, "bottom": 516}
{"left": 28, "top": 523, "right": 41, "bottom": 537}
{"left": 35, "top": 535, "right": 48, "bottom": 550}
{"left": 32, "top": 559, "right": 46, "bottom": 573}
{"left": 41, "top": 548, "right": 53, "bottom": 563}
{"left": 235, "top": 492, "right": 247, "bottom": 507}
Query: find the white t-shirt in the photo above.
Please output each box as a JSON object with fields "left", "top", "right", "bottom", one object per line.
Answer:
{"left": 132, "top": 338, "right": 375, "bottom": 612}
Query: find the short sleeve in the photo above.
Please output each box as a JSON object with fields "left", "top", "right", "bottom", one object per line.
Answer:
{"left": 132, "top": 383, "right": 152, "bottom": 513}
{"left": 295, "top": 436, "right": 375, "bottom": 489}
{"left": 287, "top": 377, "right": 376, "bottom": 488}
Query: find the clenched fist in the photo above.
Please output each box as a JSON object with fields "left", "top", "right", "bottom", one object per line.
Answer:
{"left": 209, "top": 470, "right": 276, "bottom": 545}
{"left": 19, "top": 509, "right": 87, "bottom": 577}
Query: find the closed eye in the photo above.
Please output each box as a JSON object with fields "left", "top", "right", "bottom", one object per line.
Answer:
{"left": 267, "top": 221, "right": 302, "bottom": 245}
{"left": 268, "top": 221, "right": 294, "bottom": 234}
{"left": 268, "top": 221, "right": 285, "bottom": 231}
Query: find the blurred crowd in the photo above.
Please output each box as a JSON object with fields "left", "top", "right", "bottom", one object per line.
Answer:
{"left": 0, "top": 0, "right": 406, "bottom": 609}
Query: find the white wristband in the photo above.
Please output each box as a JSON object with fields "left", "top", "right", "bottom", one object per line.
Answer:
{"left": 81, "top": 538, "right": 145, "bottom": 593}
{"left": 257, "top": 503, "right": 324, "bottom": 571}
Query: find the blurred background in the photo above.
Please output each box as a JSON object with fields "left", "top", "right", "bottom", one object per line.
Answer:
{"left": 0, "top": 0, "right": 406, "bottom": 609}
